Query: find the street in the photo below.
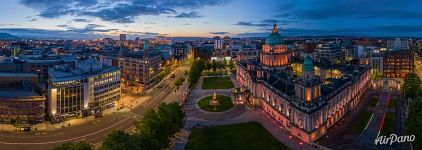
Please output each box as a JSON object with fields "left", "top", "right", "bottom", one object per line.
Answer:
{"left": 0, "top": 66, "right": 188, "bottom": 150}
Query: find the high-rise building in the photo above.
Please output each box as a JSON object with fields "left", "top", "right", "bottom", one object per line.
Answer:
{"left": 119, "top": 34, "right": 127, "bottom": 42}
{"left": 314, "top": 43, "right": 344, "bottom": 65}
{"left": 214, "top": 36, "right": 224, "bottom": 50}
{"left": 369, "top": 54, "right": 384, "bottom": 76}
{"left": 47, "top": 60, "right": 121, "bottom": 122}
{"left": 387, "top": 38, "right": 409, "bottom": 51}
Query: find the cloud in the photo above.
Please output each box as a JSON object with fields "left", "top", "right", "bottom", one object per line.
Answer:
{"left": 234, "top": 28, "right": 370, "bottom": 37}
{"left": 209, "top": 32, "right": 230, "bottom": 35}
{"left": 234, "top": 21, "right": 270, "bottom": 27}
{"left": 0, "top": 24, "right": 17, "bottom": 26}
{"left": 0, "top": 27, "right": 168, "bottom": 39}
{"left": 0, "top": 28, "right": 106, "bottom": 39}
{"left": 29, "top": 18, "right": 38, "bottom": 22}
{"left": 172, "top": 12, "right": 202, "bottom": 18}
{"left": 234, "top": 19, "right": 296, "bottom": 28}
{"left": 20, "top": 0, "right": 228, "bottom": 23}
{"left": 273, "top": 0, "right": 422, "bottom": 20}
{"left": 373, "top": 24, "right": 422, "bottom": 33}
{"left": 74, "top": 18, "right": 91, "bottom": 22}
{"left": 20, "top": 0, "right": 97, "bottom": 18}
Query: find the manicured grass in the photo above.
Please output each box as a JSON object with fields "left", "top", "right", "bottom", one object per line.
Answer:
{"left": 202, "top": 70, "right": 227, "bottom": 76}
{"left": 368, "top": 96, "right": 379, "bottom": 107}
{"left": 348, "top": 110, "right": 373, "bottom": 134}
{"left": 202, "top": 76, "right": 234, "bottom": 89}
{"left": 197, "top": 95, "right": 233, "bottom": 112}
{"left": 185, "top": 122, "right": 290, "bottom": 150}
{"left": 381, "top": 113, "right": 395, "bottom": 135}
{"left": 388, "top": 99, "right": 397, "bottom": 108}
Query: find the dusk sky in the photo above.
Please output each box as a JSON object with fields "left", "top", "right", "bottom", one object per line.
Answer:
{"left": 1, "top": 0, "right": 422, "bottom": 39}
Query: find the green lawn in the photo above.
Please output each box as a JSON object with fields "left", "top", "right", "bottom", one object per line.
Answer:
{"left": 368, "top": 96, "right": 379, "bottom": 107}
{"left": 202, "top": 76, "right": 234, "bottom": 89}
{"left": 185, "top": 122, "right": 290, "bottom": 150}
{"left": 381, "top": 113, "right": 395, "bottom": 135}
{"left": 348, "top": 110, "right": 373, "bottom": 134}
{"left": 202, "top": 70, "right": 227, "bottom": 76}
{"left": 388, "top": 99, "right": 397, "bottom": 108}
{"left": 197, "top": 95, "right": 233, "bottom": 112}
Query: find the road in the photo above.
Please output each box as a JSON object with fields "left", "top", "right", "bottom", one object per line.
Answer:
{"left": 0, "top": 66, "right": 188, "bottom": 150}
{"left": 357, "top": 93, "right": 390, "bottom": 145}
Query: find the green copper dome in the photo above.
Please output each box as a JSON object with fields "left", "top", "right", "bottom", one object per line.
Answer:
{"left": 143, "top": 41, "right": 149, "bottom": 50}
{"left": 302, "top": 56, "right": 314, "bottom": 72}
{"left": 266, "top": 24, "right": 284, "bottom": 46}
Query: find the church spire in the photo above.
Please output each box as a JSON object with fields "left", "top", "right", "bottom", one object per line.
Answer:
{"left": 272, "top": 24, "right": 279, "bottom": 34}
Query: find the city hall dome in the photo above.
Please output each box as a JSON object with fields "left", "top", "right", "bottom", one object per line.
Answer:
{"left": 266, "top": 24, "right": 284, "bottom": 46}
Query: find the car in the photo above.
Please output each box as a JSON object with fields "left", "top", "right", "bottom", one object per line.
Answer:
{"left": 170, "top": 72, "right": 176, "bottom": 78}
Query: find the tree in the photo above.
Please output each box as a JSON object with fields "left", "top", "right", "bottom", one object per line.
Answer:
{"left": 403, "top": 73, "right": 422, "bottom": 98}
{"left": 102, "top": 130, "right": 138, "bottom": 150}
{"left": 211, "top": 59, "right": 217, "bottom": 72}
{"left": 175, "top": 77, "right": 185, "bottom": 88}
{"left": 223, "top": 58, "right": 227, "bottom": 69}
{"left": 406, "top": 96, "right": 422, "bottom": 150}
{"left": 100, "top": 102, "right": 185, "bottom": 150}
{"left": 53, "top": 141, "right": 93, "bottom": 150}
{"left": 371, "top": 72, "right": 383, "bottom": 80}
{"left": 228, "top": 59, "right": 235, "bottom": 71}
{"left": 188, "top": 60, "right": 204, "bottom": 88}
{"left": 204, "top": 61, "right": 211, "bottom": 71}
{"left": 217, "top": 61, "right": 224, "bottom": 73}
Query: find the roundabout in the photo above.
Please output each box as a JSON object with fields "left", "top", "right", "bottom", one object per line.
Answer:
{"left": 197, "top": 93, "right": 233, "bottom": 112}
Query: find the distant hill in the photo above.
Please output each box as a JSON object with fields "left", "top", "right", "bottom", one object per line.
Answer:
{"left": 0, "top": 33, "right": 19, "bottom": 40}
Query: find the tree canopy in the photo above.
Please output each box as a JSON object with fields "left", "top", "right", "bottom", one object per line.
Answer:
{"left": 101, "top": 102, "right": 185, "bottom": 150}
{"left": 403, "top": 73, "right": 421, "bottom": 98}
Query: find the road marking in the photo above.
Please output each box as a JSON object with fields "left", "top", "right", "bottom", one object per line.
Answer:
{"left": 0, "top": 68, "right": 181, "bottom": 145}
{"left": 0, "top": 117, "right": 130, "bottom": 145}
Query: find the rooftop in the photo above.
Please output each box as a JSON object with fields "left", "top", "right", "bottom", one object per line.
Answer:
{"left": 0, "top": 80, "right": 44, "bottom": 101}
{"left": 49, "top": 59, "right": 119, "bottom": 82}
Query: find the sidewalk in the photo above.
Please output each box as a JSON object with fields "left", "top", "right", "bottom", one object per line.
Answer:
{"left": 0, "top": 106, "right": 131, "bottom": 132}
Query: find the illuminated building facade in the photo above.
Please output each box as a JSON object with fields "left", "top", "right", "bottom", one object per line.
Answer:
{"left": 0, "top": 74, "right": 45, "bottom": 124}
{"left": 236, "top": 24, "right": 370, "bottom": 143}
{"left": 118, "top": 41, "right": 161, "bottom": 89}
{"left": 259, "top": 24, "right": 292, "bottom": 69}
{"left": 47, "top": 60, "right": 120, "bottom": 121}
{"left": 383, "top": 50, "right": 414, "bottom": 78}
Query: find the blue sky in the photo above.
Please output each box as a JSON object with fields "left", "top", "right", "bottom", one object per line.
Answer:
{"left": 0, "top": 0, "right": 422, "bottom": 39}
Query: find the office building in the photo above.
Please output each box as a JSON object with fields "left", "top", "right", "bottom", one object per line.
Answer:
{"left": 387, "top": 38, "right": 409, "bottom": 51}
{"left": 314, "top": 43, "right": 345, "bottom": 65}
{"left": 383, "top": 50, "right": 414, "bottom": 78}
{"left": 119, "top": 34, "right": 126, "bottom": 42}
{"left": 47, "top": 60, "right": 121, "bottom": 121}
{"left": 171, "top": 42, "right": 192, "bottom": 59}
{"left": 118, "top": 41, "right": 161, "bottom": 89}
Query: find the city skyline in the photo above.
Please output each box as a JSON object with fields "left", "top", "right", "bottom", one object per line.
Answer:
{"left": 1, "top": 0, "right": 422, "bottom": 39}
